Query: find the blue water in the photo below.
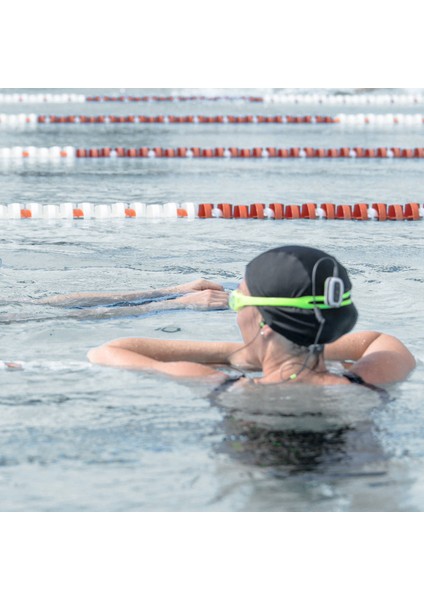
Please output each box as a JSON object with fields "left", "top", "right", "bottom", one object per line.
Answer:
{"left": 0, "top": 88, "right": 423, "bottom": 511}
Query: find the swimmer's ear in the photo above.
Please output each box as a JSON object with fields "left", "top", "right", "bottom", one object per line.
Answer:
{"left": 259, "top": 322, "right": 272, "bottom": 338}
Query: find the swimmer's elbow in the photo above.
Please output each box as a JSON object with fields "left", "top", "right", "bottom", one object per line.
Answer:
{"left": 87, "top": 345, "right": 110, "bottom": 365}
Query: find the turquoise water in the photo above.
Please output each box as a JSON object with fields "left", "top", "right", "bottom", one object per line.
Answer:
{"left": 0, "top": 89, "right": 423, "bottom": 511}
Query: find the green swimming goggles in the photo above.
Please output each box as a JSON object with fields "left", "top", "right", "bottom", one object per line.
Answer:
{"left": 229, "top": 288, "right": 353, "bottom": 312}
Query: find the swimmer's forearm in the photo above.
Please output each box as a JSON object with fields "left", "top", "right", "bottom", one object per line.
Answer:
{"left": 87, "top": 344, "right": 225, "bottom": 378}
{"left": 37, "top": 286, "right": 184, "bottom": 307}
{"left": 90, "top": 338, "right": 242, "bottom": 365}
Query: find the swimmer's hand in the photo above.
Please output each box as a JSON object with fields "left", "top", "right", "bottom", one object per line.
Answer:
{"left": 172, "top": 279, "right": 225, "bottom": 294}
{"left": 173, "top": 289, "right": 229, "bottom": 310}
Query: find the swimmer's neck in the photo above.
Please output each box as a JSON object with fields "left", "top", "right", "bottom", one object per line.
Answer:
{"left": 257, "top": 346, "right": 327, "bottom": 385}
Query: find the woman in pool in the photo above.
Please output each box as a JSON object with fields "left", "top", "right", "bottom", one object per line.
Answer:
{"left": 88, "top": 245, "right": 415, "bottom": 387}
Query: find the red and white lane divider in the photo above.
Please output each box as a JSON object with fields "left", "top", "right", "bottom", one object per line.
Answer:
{"left": 0, "top": 94, "right": 264, "bottom": 104}
{"left": 1, "top": 93, "right": 424, "bottom": 105}
{"left": 1, "top": 146, "right": 424, "bottom": 159}
{"left": 0, "top": 202, "right": 422, "bottom": 221}
{"left": 0, "top": 114, "right": 341, "bottom": 126}
{"left": 3, "top": 114, "right": 424, "bottom": 126}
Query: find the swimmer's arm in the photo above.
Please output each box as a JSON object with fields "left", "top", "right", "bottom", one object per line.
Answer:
{"left": 37, "top": 279, "right": 225, "bottom": 308}
{"left": 87, "top": 338, "right": 241, "bottom": 378}
{"left": 324, "top": 331, "right": 416, "bottom": 385}
{"left": 67, "top": 290, "right": 229, "bottom": 319}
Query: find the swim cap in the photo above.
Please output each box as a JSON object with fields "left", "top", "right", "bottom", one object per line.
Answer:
{"left": 245, "top": 245, "right": 358, "bottom": 346}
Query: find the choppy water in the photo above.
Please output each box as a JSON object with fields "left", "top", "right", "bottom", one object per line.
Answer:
{"left": 0, "top": 88, "right": 423, "bottom": 511}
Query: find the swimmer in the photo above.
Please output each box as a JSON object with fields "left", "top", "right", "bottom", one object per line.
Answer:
{"left": 88, "top": 245, "right": 416, "bottom": 387}
{"left": 0, "top": 278, "right": 229, "bottom": 321}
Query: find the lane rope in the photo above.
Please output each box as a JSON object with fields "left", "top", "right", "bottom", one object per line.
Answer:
{"left": 1, "top": 93, "right": 424, "bottom": 105}
{"left": 1, "top": 146, "right": 424, "bottom": 159}
{"left": 0, "top": 202, "right": 422, "bottom": 221}
{"left": 2, "top": 114, "right": 424, "bottom": 126}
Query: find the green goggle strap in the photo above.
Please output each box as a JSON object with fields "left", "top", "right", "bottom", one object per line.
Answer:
{"left": 229, "top": 289, "right": 352, "bottom": 311}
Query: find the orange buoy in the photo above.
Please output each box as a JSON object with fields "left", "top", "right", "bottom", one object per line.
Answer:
{"left": 73, "top": 208, "right": 84, "bottom": 218}
{"left": 387, "top": 204, "right": 404, "bottom": 220}
{"left": 20, "top": 209, "right": 32, "bottom": 218}
{"left": 371, "top": 203, "right": 387, "bottom": 221}
{"left": 336, "top": 205, "right": 353, "bottom": 219}
{"left": 125, "top": 208, "right": 136, "bottom": 218}
{"left": 198, "top": 204, "right": 213, "bottom": 218}
{"left": 321, "top": 203, "right": 336, "bottom": 219}
{"left": 164, "top": 149, "right": 175, "bottom": 158}
{"left": 353, "top": 204, "right": 369, "bottom": 220}
{"left": 266, "top": 147, "right": 277, "bottom": 157}
{"left": 177, "top": 208, "right": 188, "bottom": 218}
{"left": 249, "top": 203, "right": 265, "bottom": 219}
{"left": 404, "top": 202, "right": 420, "bottom": 220}
{"left": 285, "top": 205, "right": 301, "bottom": 219}
{"left": 401, "top": 149, "right": 413, "bottom": 158}
{"left": 217, "top": 203, "right": 233, "bottom": 219}
{"left": 277, "top": 149, "right": 289, "bottom": 158}
{"left": 289, "top": 148, "right": 300, "bottom": 157}
{"left": 269, "top": 203, "right": 284, "bottom": 219}
{"left": 234, "top": 205, "right": 249, "bottom": 218}
{"left": 301, "top": 203, "right": 317, "bottom": 219}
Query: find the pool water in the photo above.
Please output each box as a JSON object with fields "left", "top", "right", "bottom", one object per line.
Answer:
{"left": 0, "top": 88, "right": 423, "bottom": 511}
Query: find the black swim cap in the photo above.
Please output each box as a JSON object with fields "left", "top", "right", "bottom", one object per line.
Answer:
{"left": 245, "top": 245, "right": 358, "bottom": 346}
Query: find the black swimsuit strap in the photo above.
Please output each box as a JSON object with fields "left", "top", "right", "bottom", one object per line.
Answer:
{"left": 343, "top": 371, "right": 390, "bottom": 401}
